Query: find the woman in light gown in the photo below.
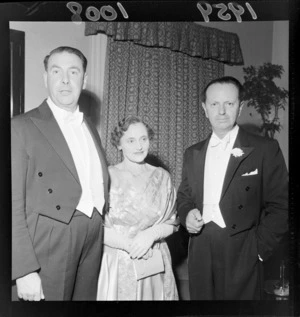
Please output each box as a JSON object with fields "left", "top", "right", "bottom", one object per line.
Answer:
{"left": 97, "top": 115, "right": 179, "bottom": 300}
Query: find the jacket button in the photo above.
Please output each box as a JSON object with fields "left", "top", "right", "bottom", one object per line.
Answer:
{"left": 48, "top": 188, "right": 53, "bottom": 194}
{"left": 245, "top": 186, "right": 250, "bottom": 191}
{"left": 56, "top": 205, "right": 61, "bottom": 210}
{"left": 232, "top": 224, "right": 236, "bottom": 229}
{"left": 38, "top": 172, "right": 43, "bottom": 177}
{"left": 238, "top": 205, "right": 243, "bottom": 210}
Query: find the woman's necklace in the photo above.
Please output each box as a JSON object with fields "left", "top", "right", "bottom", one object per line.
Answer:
{"left": 127, "top": 167, "right": 147, "bottom": 178}
{"left": 123, "top": 163, "right": 150, "bottom": 178}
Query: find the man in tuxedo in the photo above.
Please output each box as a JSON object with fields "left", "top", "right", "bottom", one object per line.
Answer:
{"left": 177, "top": 76, "right": 288, "bottom": 300}
{"left": 11, "top": 46, "right": 109, "bottom": 301}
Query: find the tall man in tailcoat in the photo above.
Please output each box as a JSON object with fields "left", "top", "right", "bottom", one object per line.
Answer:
{"left": 11, "top": 46, "right": 109, "bottom": 301}
{"left": 177, "top": 76, "right": 288, "bottom": 300}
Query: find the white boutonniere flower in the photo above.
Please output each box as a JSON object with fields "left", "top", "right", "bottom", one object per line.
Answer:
{"left": 231, "top": 148, "right": 244, "bottom": 158}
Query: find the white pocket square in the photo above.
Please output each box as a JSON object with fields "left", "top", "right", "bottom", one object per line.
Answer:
{"left": 242, "top": 168, "right": 258, "bottom": 176}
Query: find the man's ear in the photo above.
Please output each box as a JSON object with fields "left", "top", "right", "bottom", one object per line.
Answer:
{"left": 238, "top": 101, "right": 244, "bottom": 117}
{"left": 202, "top": 102, "right": 208, "bottom": 118}
{"left": 83, "top": 73, "right": 88, "bottom": 90}
{"left": 43, "top": 72, "right": 48, "bottom": 89}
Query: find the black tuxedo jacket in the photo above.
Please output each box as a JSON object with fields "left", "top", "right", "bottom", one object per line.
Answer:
{"left": 11, "top": 100, "right": 110, "bottom": 280}
{"left": 177, "top": 127, "right": 288, "bottom": 261}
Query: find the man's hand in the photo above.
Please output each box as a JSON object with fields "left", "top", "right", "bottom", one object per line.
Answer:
{"left": 186, "top": 208, "right": 204, "bottom": 234}
{"left": 16, "top": 272, "right": 45, "bottom": 301}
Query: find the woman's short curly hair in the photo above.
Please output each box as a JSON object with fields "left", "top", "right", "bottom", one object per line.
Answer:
{"left": 111, "top": 115, "right": 154, "bottom": 148}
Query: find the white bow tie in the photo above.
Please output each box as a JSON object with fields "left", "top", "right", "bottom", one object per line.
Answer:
{"left": 64, "top": 111, "right": 83, "bottom": 126}
{"left": 210, "top": 134, "right": 230, "bottom": 150}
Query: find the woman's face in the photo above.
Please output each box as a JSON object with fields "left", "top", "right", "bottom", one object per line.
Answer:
{"left": 118, "top": 122, "right": 150, "bottom": 164}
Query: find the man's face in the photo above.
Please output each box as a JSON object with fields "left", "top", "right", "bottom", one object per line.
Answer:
{"left": 202, "top": 83, "right": 243, "bottom": 138}
{"left": 44, "top": 52, "right": 87, "bottom": 112}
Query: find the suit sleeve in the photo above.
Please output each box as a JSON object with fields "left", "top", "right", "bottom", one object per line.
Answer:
{"left": 257, "top": 139, "right": 289, "bottom": 261}
{"left": 11, "top": 120, "right": 40, "bottom": 280}
{"left": 177, "top": 149, "right": 196, "bottom": 228}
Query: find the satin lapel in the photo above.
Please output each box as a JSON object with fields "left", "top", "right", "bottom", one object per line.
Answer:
{"left": 84, "top": 117, "right": 109, "bottom": 200}
{"left": 220, "top": 130, "right": 254, "bottom": 201}
{"left": 30, "top": 102, "right": 80, "bottom": 184}
{"left": 194, "top": 138, "right": 210, "bottom": 204}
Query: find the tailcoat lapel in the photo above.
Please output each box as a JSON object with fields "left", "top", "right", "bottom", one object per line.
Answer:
{"left": 220, "top": 128, "right": 254, "bottom": 201}
{"left": 84, "top": 117, "right": 109, "bottom": 202}
{"left": 194, "top": 137, "right": 210, "bottom": 204}
{"left": 30, "top": 101, "right": 80, "bottom": 183}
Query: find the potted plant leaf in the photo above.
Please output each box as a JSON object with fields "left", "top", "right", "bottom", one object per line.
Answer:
{"left": 243, "top": 63, "right": 288, "bottom": 139}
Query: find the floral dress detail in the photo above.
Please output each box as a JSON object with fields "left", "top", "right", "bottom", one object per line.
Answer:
{"left": 97, "top": 166, "right": 179, "bottom": 300}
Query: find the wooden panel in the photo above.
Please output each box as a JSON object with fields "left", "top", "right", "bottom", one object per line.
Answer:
{"left": 10, "top": 29, "right": 25, "bottom": 117}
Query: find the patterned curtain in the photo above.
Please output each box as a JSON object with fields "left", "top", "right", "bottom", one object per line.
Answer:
{"left": 85, "top": 22, "right": 244, "bottom": 189}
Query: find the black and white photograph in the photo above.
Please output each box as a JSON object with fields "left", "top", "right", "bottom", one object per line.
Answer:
{"left": 2, "top": 1, "right": 299, "bottom": 316}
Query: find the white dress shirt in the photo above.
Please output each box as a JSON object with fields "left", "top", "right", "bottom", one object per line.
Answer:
{"left": 202, "top": 125, "right": 239, "bottom": 228}
{"left": 47, "top": 98, "right": 105, "bottom": 217}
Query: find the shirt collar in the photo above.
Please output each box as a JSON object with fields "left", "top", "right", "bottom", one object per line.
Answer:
{"left": 210, "top": 125, "right": 239, "bottom": 149}
{"left": 46, "top": 97, "right": 83, "bottom": 126}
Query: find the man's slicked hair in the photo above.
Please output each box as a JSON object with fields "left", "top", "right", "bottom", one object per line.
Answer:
{"left": 201, "top": 76, "right": 244, "bottom": 103}
{"left": 43, "top": 46, "right": 87, "bottom": 73}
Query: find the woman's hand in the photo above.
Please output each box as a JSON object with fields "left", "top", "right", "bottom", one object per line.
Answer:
{"left": 142, "top": 247, "right": 153, "bottom": 260}
{"left": 122, "top": 237, "right": 132, "bottom": 253}
{"left": 104, "top": 227, "right": 133, "bottom": 253}
{"left": 129, "top": 230, "right": 155, "bottom": 259}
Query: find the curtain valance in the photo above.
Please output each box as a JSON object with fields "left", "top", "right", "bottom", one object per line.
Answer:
{"left": 85, "top": 22, "right": 244, "bottom": 65}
